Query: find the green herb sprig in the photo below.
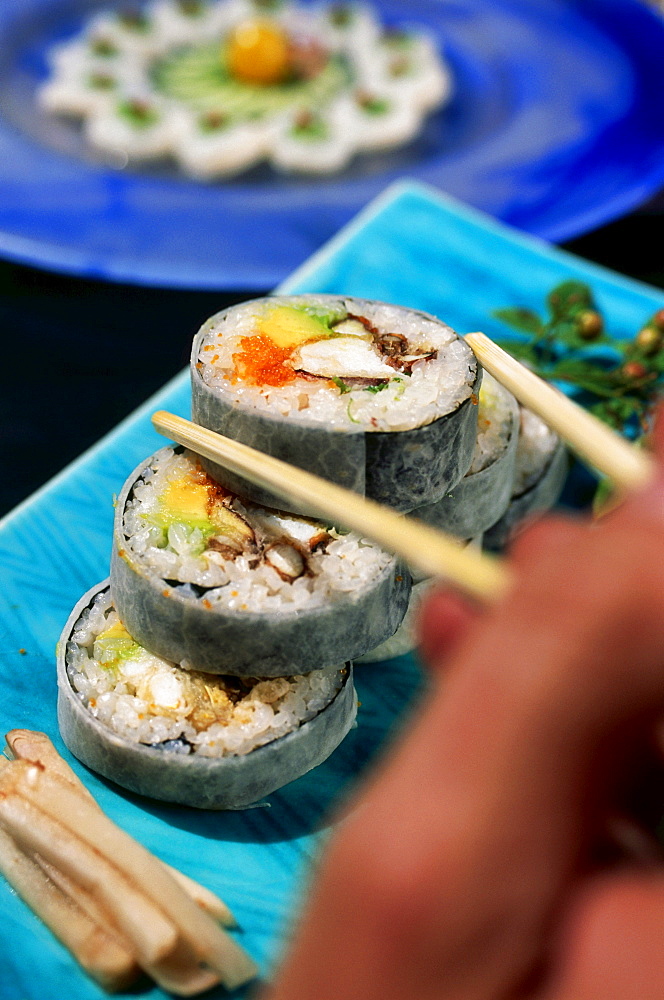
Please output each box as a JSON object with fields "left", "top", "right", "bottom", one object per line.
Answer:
{"left": 493, "top": 280, "right": 664, "bottom": 434}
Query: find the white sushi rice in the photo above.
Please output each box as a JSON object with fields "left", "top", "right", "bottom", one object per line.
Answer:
{"left": 198, "top": 296, "right": 476, "bottom": 433}
{"left": 65, "top": 588, "right": 346, "bottom": 757}
{"left": 512, "top": 407, "right": 560, "bottom": 495}
{"left": 466, "top": 371, "right": 516, "bottom": 475}
{"left": 122, "top": 446, "right": 393, "bottom": 606}
{"left": 37, "top": 0, "right": 452, "bottom": 177}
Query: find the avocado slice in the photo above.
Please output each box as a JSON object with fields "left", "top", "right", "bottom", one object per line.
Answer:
{"left": 147, "top": 474, "right": 255, "bottom": 553}
{"left": 256, "top": 304, "right": 335, "bottom": 350}
{"left": 93, "top": 619, "right": 141, "bottom": 670}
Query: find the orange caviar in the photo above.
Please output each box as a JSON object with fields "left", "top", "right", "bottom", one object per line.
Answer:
{"left": 232, "top": 333, "right": 296, "bottom": 386}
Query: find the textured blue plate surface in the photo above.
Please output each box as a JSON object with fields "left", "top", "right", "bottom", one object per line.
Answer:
{"left": 2, "top": 179, "right": 664, "bottom": 999}
{"left": 0, "top": 0, "right": 663, "bottom": 288}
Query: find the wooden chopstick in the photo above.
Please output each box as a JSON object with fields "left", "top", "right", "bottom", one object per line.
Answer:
{"left": 465, "top": 331, "right": 655, "bottom": 494}
{"left": 151, "top": 410, "right": 511, "bottom": 604}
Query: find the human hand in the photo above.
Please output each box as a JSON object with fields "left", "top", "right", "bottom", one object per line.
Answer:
{"left": 264, "top": 415, "right": 664, "bottom": 1000}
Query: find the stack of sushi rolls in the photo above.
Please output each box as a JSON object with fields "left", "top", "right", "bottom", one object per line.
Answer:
{"left": 191, "top": 295, "right": 482, "bottom": 514}
{"left": 59, "top": 293, "right": 569, "bottom": 801}
{"left": 58, "top": 437, "right": 410, "bottom": 808}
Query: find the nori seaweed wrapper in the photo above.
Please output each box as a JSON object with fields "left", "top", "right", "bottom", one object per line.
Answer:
{"left": 483, "top": 440, "right": 569, "bottom": 551}
{"left": 111, "top": 451, "right": 411, "bottom": 675}
{"left": 190, "top": 296, "right": 481, "bottom": 515}
{"left": 412, "top": 391, "right": 520, "bottom": 539}
{"left": 57, "top": 583, "right": 357, "bottom": 810}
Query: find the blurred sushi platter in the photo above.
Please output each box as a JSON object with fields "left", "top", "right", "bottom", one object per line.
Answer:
{"left": 0, "top": 0, "right": 664, "bottom": 287}
{"left": 1, "top": 177, "right": 664, "bottom": 998}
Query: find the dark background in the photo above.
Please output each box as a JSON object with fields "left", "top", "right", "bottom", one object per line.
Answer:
{"left": 1, "top": 199, "right": 662, "bottom": 519}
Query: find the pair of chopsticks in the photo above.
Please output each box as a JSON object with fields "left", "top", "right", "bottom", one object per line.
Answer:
{"left": 152, "top": 333, "right": 655, "bottom": 605}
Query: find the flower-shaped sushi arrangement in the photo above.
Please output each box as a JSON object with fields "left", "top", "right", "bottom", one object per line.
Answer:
{"left": 58, "top": 295, "right": 568, "bottom": 810}
{"left": 38, "top": 0, "right": 452, "bottom": 178}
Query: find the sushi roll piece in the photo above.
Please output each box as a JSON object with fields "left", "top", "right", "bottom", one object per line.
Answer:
{"left": 191, "top": 295, "right": 481, "bottom": 514}
{"left": 270, "top": 104, "right": 354, "bottom": 174}
{"left": 367, "top": 28, "right": 452, "bottom": 113}
{"left": 85, "top": 91, "right": 176, "bottom": 161}
{"left": 45, "top": 30, "right": 143, "bottom": 78}
{"left": 38, "top": 66, "right": 126, "bottom": 119}
{"left": 356, "top": 535, "right": 483, "bottom": 662}
{"left": 58, "top": 582, "right": 357, "bottom": 809}
{"left": 111, "top": 446, "right": 411, "bottom": 675}
{"left": 171, "top": 108, "right": 271, "bottom": 179}
{"left": 85, "top": 8, "right": 164, "bottom": 60}
{"left": 147, "top": 0, "right": 228, "bottom": 48}
{"left": 483, "top": 407, "right": 569, "bottom": 551}
{"left": 334, "top": 89, "right": 422, "bottom": 153}
{"left": 355, "top": 577, "right": 434, "bottom": 663}
{"left": 315, "top": 2, "right": 381, "bottom": 55}
{"left": 412, "top": 373, "right": 519, "bottom": 539}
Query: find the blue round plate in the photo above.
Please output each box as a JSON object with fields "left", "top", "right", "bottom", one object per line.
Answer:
{"left": 0, "top": 0, "right": 663, "bottom": 289}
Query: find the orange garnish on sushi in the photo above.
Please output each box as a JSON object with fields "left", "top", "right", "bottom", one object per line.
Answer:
{"left": 232, "top": 334, "right": 297, "bottom": 386}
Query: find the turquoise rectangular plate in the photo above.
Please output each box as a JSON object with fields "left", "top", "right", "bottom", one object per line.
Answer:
{"left": 1, "top": 179, "right": 663, "bottom": 999}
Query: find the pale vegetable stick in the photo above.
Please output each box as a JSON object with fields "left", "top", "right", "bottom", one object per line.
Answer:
{"left": 144, "top": 938, "right": 223, "bottom": 997}
{"left": 0, "top": 782, "right": 179, "bottom": 968}
{"left": 34, "top": 854, "right": 134, "bottom": 951}
{"left": 5, "top": 730, "right": 95, "bottom": 800}
{"left": 162, "top": 862, "right": 236, "bottom": 926}
{"left": 0, "top": 827, "right": 138, "bottom": 992}
{"left": 6, "top": 730, "right": 236, "bottom": 926}
{"left": 7, "top": 763, "right": 258, "bottom": 989}
{"left": 152, "top": 409, "right": 511, "bottom": 603}
{"left": 464, "top": 331, "right": 656, "bottom": 494}
{"left": 33, "top": 853, "right": 221, "bottom": 996}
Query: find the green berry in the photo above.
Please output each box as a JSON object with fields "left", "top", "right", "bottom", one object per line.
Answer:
{"left": 635, "top": 325, "right": 662, "bottom": 356}
{"left": 576, "top": 309, "right": 603, "bottom": 340}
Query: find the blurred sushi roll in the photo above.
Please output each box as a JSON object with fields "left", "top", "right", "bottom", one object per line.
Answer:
{"left": 57, "top": 582, "right": 357, "bottom": 808}
{"left": 45, "top": 31, "right": 143, "bottom": 79}
{"left": 334, "top": 89, "right": 422, "bottom": 153}
{"left": 171, "top": 108, "right": 272, "bottom": 178}
{"left": 39, "top": 66, "right": 127, "bottom": 119}
{"left": 110, "top": 447, "right": 411, "bottom": 675}
{"left": 356, "top": 534, "right": 483, "bottom": 662}
{"left": 191, "top": 295, "right": 481, "bottom": 514}
{"left": 412, "top": 373, "right": 519, "bottom": 539}
{"left": 85, "top": 8, "right": 164, "bottom": 59}
{"left": 270, "top": 104, "right": 354, "bottom": 174}
{"left": 483, "top": 407, "right": 569, "bottom": 551}
{"left": 354, "top": 577, "right": 435, "bottom": 663}
{"left": 147, "top": 0, "right": 230, "bottom": 48}
{"left": 85, "top": 91, "right": 177, "bottom": 161}
{"left": 314, "top": 2, "right": 381, "bottom": 55}
{"left": 364, "top": 27, "right": 452, "bottom": 113}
